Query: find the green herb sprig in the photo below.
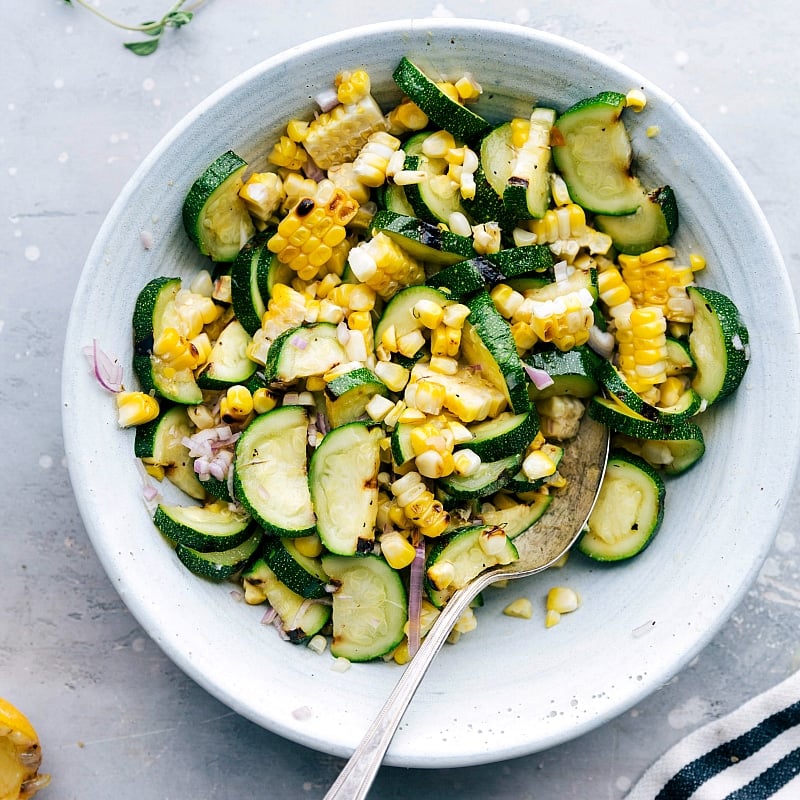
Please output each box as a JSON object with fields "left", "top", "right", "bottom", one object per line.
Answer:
{"left": 63, "top": 0, "right": 200, "bottom": 56}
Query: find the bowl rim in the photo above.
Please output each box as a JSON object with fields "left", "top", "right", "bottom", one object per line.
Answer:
{"left": 62, "top": 17, "right": 800, "bottom": 768}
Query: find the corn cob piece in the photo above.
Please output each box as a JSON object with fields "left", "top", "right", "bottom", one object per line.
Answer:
{"left": 347, "top": 232, "right": 426, "bottom": 299}
{"left": 390, "top": 471, "right": 450, "bottom": 538}
{"left": 267, "top": 180, "right": 359, "bottom": 281}
{"left": 303, "top": 93, "right": 388, "bottom": 171}
{"left": 616, "top": 306, "right": 669, "bottom": 393}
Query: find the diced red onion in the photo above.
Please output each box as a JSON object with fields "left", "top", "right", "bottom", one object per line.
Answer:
{"left": 302, "top": 160, "right": 326, "bottom": 182}
{"left": 315, "top": 87, "right": 339, "bottom": 112}
{"left": 587, "top": 325, "right": 615, "bottom": 359}
{"left": 290, "top": 335, "right": 309, "bottom": 350}
{"left": 83, "top": 339, "right": 124, "bottom": 393}
{"left": 523, "top": 363, "right": 555, "bottom": 390}
{"left": 316, "top": 409, "right": 331, "bottom": 436}
{"left": 292, "top": 706, "right": 313, "bottom": 720}
{"left": 229, "top": 589, "right": 244, "bottom": 602}
{"left": 261, "top": 607, "right": 278, "bottom": 625}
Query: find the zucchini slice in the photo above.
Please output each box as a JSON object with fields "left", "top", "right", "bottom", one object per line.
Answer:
{"left": 439, "top": 453, "right": 522, "bottom": 500}
{"left": 230, "top": 235, "right": 270, "bottom": 335}
{"left": 264, "top": 538, "right": 330, "bottom": 599}
{"left": 392, "top": 56, "right": 492, "bottom": 142}
{"left": 425, "top": 524, "right": 519, "bottom": 608}
{"left": 687, "top": 286, "right": 750, "bottom": 405}
{"left": 595, "top": 185, "right": 678, "bottom": 255}
{"left": 309, "top": 422, "right": 381, "bottom": 556}
{"left": 196, "top": 319, "right": 257, "bottom": 389}
{"left": 324, "top": 367, "right": 388, "bottom": 429}
{"left": 182, "top": 150, "right": 256, "bottom": 262}
{"left": 461, "top": 290, "right": 531, "bottom": 414}
{"left": 377, "top": 182, "right": 417, "bottom": 217}
{"left": 461, "top": 411, "right": 539, "bottom": 461}
{"left": 374, "top": 285, "right": 450, "bottom": 347}
{"left": 525, "top": 346, "right": 601, "bottom": 401}
{"left": 322, "top": 553, "right": 408, "bottom": 661}
{"left": 614, "top": 428, "right": 705, "bottom": 476}
{"left": 242, "top": 558, "right": 331, "bottom": 642}
{"left": 479, "top": 493, "right": 553, "bottom": 539}
{"left": 264, "top": 322, "right": 347, "bottom": 386}
{"left": 402, "top": 148, "right": 468, "bottom": 225}
{"left": 134, "top": 405, "right": 207, "bottom": 500}
{"left": 153, "top": 502, "right": 252, "bottom": 552}
{"left": 132, "top": 277, "right": 203, "bottom": 405}
{"left": 370, "top": 210, "right": 474, "bottom": 266}
{"left": 503, "top": 107, "right": 556, "bottom": 220}
{"left": 598, "top": 361, "right": 703, "bottom": 424}
{"left": 577, "top": 450, "right": 665, "bottom": 561}
{"left": 233, "top": 406, "right": 316, "bottom": 537}
{"left": 176, "top": 529, "right": 262, "bottom": 581}
{"left": 552, "top": 92, "right": 643, "bottom": 216}
{"left": 665, "top": 337, "right": 695, "bottom": 376}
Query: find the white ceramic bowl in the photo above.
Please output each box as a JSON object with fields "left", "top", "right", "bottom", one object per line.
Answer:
{"left": 62, "top": 19, "right": 800, "bottom": 767}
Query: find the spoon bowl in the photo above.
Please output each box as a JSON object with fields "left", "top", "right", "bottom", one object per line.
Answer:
{"left": 324, "top": 412, "right": 610, "bottom": 799}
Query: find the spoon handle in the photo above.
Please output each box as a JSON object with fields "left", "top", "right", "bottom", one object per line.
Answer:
{"left": 323, "top": 577, "right": 487, "bottom": 800}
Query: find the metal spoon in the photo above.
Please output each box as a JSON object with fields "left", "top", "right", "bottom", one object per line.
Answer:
{"left": 323, "top": 413, "right": 610, "bottom": 800}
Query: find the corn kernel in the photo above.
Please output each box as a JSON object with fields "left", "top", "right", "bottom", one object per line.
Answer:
{"left": 427, "top": 560, "right": 455, "bottom": 590}
{"left": 380, "top": 530, "right": 416, "bottom": 569}
{"left": 252, "top": 388, "right": 278, "bottom": 415}
{"left": 503, "top": 598, "right": 533, "bottom": 619}
{"left": 422, "top": 130, "right": 456, "bottom": 158}
{"left": 396, "top": 328, "right": 426, "bottom": 358}
{"left": 307, "top": 634, "right": 327, "bottom": 655}
{"left": 522, "top": 449, "right": 557, "bottom": 481}
{"left": 625, "top": 88, "right": 647, "bottom": 112}
{"left": 143, "top": 462, "right": 165, "bottom": 480}
{"left": 689, "top": 253, "right": 706, "bottom": 271}
{"left": 335, "top": 69, "right": 371, "bottom": 105}
{"left": 441, "top": 303, "right": 470, "bottom": 329}
{"left": 116, "top": 391, "right": 159, "bottom": 427}
{"left": 448, "top": 420, "right": 473, "bottom": 445}
{"left": 479, "top": 526, "right": 511, "bottom": 557}
{"left": 453, "top": 449, "right": 481, "bottom": 476}
{"left": 544, "top": 609, "right": 561, "bottom": 628}
{"left": 221, "top": 385, "right": 254, "bottom": 421}
{"left": 373, "top": 360, "right": 409, "bottom": 393}
{"left": 546, "top": 586, "right": 581, "bottom": 614}
{"left": 365, "top": 393, "right": 395, "bottom": 422}
{"left": 382, "top": 400, "right": 407, "bottom": 429}
{"left": 294, "top": 534, "right": 324, "bottom": 558}
{"left": 415, "top": 449, "right": 454, "bottom": 479}
{"left": 398, "top": 407, "right": 427, "bottom": 424}
{"left": 454, "top": 73, "right": 482, "bottom": 101}
{"left": 187, "top": 404, "right": 215, "bottom": 430}
{"left": 412, "top": 299, "right": 445, "bottom": 329}
{"left": 429, "top": 355, "right": 458, "bottom": 375}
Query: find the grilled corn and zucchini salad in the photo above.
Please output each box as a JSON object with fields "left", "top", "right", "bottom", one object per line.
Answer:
{"left": 117, "top": 58, "right": 749, "bottom": 663}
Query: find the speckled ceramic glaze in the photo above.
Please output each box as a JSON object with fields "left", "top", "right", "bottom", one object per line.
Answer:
{"left": 62, "top": 19, "right": 800, "bottom": 767}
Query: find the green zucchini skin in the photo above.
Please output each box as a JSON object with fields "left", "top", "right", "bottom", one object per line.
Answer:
{"left": 177, "top": 529, "right": 263, "bottom": 581}
{"left": 577, "top": 449, "right": 665, "bottom": 562}
{"left": 595, "top": 185, "right": 678, "bottom": 255}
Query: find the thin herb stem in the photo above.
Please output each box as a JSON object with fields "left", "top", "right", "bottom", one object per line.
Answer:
{"left": 67, "top": 0, "right": 190, "bottom": 33}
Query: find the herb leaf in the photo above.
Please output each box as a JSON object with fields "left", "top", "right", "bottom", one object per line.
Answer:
{"left": 124, "top": 39, "right": 162, "bottom": 56}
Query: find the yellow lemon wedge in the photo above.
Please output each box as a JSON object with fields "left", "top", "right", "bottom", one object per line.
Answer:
{"left": 0, "top": 699, "right": 50, "bottom": 800}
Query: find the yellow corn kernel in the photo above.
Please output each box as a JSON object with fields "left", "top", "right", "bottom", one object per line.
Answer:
{"left": 294, "top": 534, "right": 324, "bottom": 558}
{"left": 380, "top": 530, "right": 416, "bottom": 569}
{"left": 625, "top": 88, "right": 647, "bottom": 111}
{"left": 143, "top": 462, "right": 165, "bottom": 480}
{"left": 510, "top": 320, "right": 538, "bottom": 353}
{"left": 407, "top": 380, "right": 447, "bottom": 416}
{"left": 415, "top": 449, "right": 455, "bottom": 479}
{"left": 286, "top": 118, "right": 309, "bottom": 142}
{"left": 544, "top": 609, "right": 561, "bottom": 628}
{"left": 597, "top": 266, "right": 632, "bottom": 308}
{"left": 315, "top": 272, "right": 342, "bottom": 300}
{"left": 305, "top": 376, "right": 326, "bottom": 392}
{"left": 220, "top": 385, "right": 254, "bottom": 422}
{"left": 326, "top": 162, "right": 372, "bottom": 205}
{"left": 396, "top": 328, "right": 426, "bottom": 358}
{"left": 386, "top": 99, "right": 429, "bottom": 133}
{"left": 441, "top": 303, "right": 471, "bottom": 329}
{"left": 373, "top": 360, "right": 409, "bottom": 393}
{"left": 471, "top": 221, "right": 502, "bottom": 254}
{"left": 436, "top": 81, "right": 460, "bottom": 102}
{"left": 239, "top": 172, "right": 285, "bottom": 222}
{"left": 382, "top": 399, "right": 407, "bottom": 429}
{"left": 189, "top": 332, "right": 212, "bottom": 367}
{"left": 391, "top": 470, "right": 450, "bottom": 537}
{"left": 429, "top": 355, "right": 458, "bottom": 376}
{"left": 546, "top": 586, "right": 581, "bottom": 614}
{"left": 412, "top": 299, "right": 445, "bottom": 329}
{"left": 153, "top": 327, "right": 200, "bottom": 371}
{"left": 510, "top": 117, "right": 530, "bottom": 148}
{"left": 522, "top": 449, "right": 557, "bottom": 481}
{"left": 453, "top": 449, "right": 481, "bottom": 476}
{"left": 503, "top": 597, "right": 534, "bottom": 619}
{"left": 490, "top": 284, "right": 524, "bottom": 319}
{"left": 427, "top": 559, "right": 456, "bottom": 590}
{"left": 422, "top": 130, "right": 457, "bottom": 158}
{"left": 365, "top": 393, "right": 395, "bottom": 422}
{"left": 187, "top": 404, "right": 215, "bottom": 430}
{"left": 444, "top": 326, "right": 461, "bottom": 357}
{"left": 454, "top": 73, "right": 482, "bottom": 102}
{"left": 252, "top": 388, "right": 278, "bottom": 415}
{"left": 392, "top": 639, "right": 411, "bottom": 665}
{"left": 689, "top": 252, "right": 706, "bottom": 272}
{"left": 397, "top": 407, "right": 427, "bottom": 424}
{"left": 268, "top": 135, "right": 307, "bottom": 171}
{"left": 335, "top": 69, "right": 371, "bottom": 105}
{"left": 116, "top": 391, "right": 159, "bottom": 427}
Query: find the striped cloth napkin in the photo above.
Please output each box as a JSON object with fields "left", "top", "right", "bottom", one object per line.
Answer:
{"left": 626, "top": 668, "right": 800, "bottom": 799}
